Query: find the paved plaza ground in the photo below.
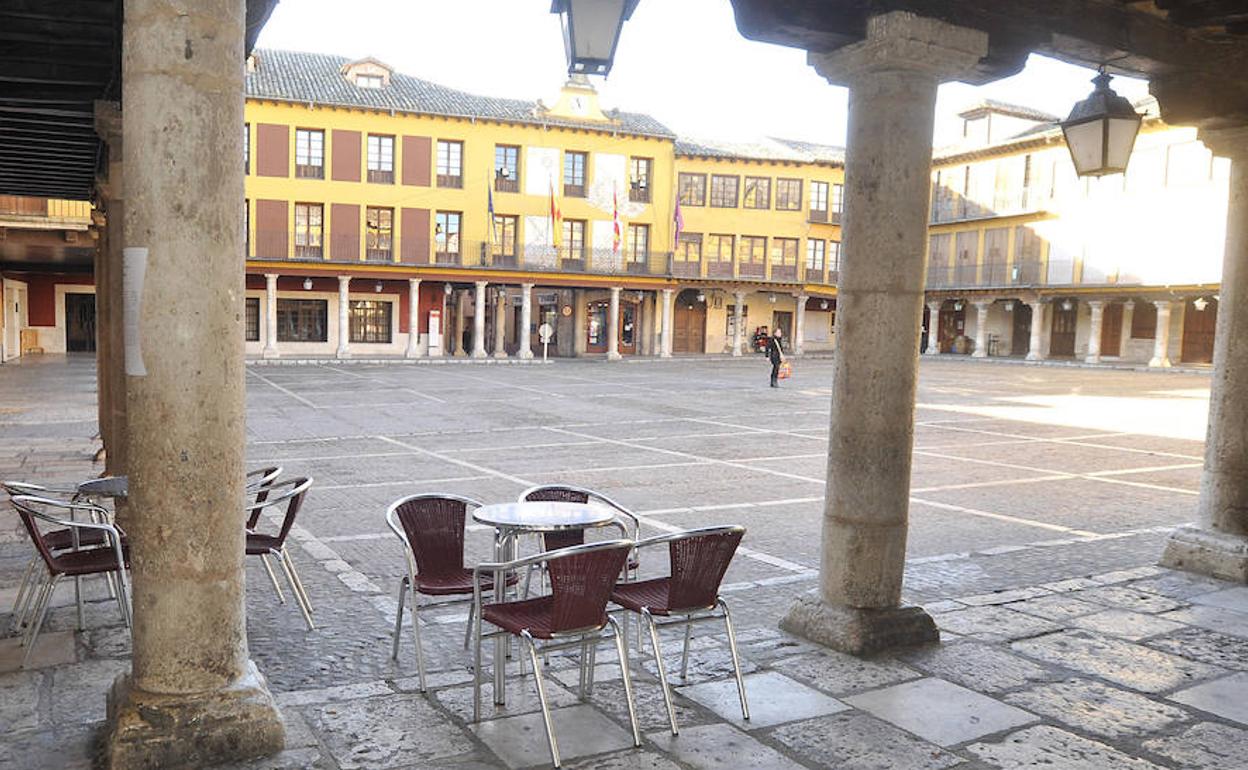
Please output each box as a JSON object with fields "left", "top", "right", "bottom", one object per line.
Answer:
{"left": 3, "top": 354, "right": 1248, "bottom": 769}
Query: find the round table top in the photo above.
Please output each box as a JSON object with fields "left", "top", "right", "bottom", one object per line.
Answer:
{"left": 77, "top": 475, "right": 128, "bottom": 499}
{"left": 473, "top": 501, "right": 613, "bottom": 532}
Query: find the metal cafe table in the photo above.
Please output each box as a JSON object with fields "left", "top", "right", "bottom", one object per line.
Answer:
{"left": 471, "top": 500, "right": 615, "bottom": 704}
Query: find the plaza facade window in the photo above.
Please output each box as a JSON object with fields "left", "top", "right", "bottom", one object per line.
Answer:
{"left": 244, "top": 123, "right": 250, "bottom": 174}
{"left": 437, "top": 140, "right": 463, "bottom": 188}
{"left": 1132, "top": 301, "right": 1158, "bottom": 338}
{"left": 295, "top": 128, "right": 324, "bottom": 178}
{"left": 710, "top": 175, "right": 739, "bottom": 208}
{"left": 829, "top": 240, "right": 842, "bottom": 272}
{"left": 676, "top": 233, "right": 702, "bottom": 262}
{"left": 276, "top": 298, "right": 327, "bottom": 342}
{"left": 365, "top": 206, "right": 393, "bottom": 261}
{"left": 739, "top": 235, "right": 766, "bottom": 266}
{"left": 349, "top": 299, "right": 392, "bottom": 343}
{"left": 707, "top": 233, "right": 734, "bottom": 264}
{"left": 772, "top": 237, "right": 799, "bottom": 265}
{"left": 493, "top": 214, "right": 518, "bottom": 259}
{"left": 294, "top": 202, "right": 323, "bottom": 259}
{"left": 678, "top": 173, "right": 706, "bottom": 206}
{"left": 626, "top": 223, "right": 649, "bottom": 264}
{"left": 244, "top": 199, "right": 249, "bottom": 256}
{"left": 564, "top": 151, "right": 587, "bottom": 197}
{"left": 831, "top": 183, "right": 844, "bottom": 214}
{"left": 495, "top": 145, "right": 519, "bottom": 192}
{"left": 367, "top": 135, "right": 394, "bottom": 184}
{"left": 435, "top": 211, "right": 461, "bottom": 261}
{"left": 245, "top": 297, "right": 259, "bottom": 341}
{"left": 809, "top": 181, "right": 829, "bottom": 221}
{"left": 562, "top": 219, "right": 586, "bottom": 261}
{"left": 356, "top": 74, "right": 383, "bottom": 89}
{"left": 630, "top": 157, "right": 652, "bottom": 203}
{"left": 775, "top": 178, "right": 802, "bottom": 211}
{"left": 743, "top": 176, "right": 771, "bottom": 209}
{"left": 806, "top": 239, "right": 825, "bottom": 272}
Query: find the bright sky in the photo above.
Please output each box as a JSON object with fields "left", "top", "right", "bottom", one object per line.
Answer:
{"left": 256, "top": 0, "right": 1152, "bottom": 147}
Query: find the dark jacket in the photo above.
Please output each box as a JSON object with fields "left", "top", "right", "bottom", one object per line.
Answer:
{"left": 766, "top": 336, "right": 784, "bottom": 364}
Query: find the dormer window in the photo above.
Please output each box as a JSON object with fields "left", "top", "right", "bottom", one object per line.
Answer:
{"left": 357, "top": 74, "right": 383, "bottom": 89}
{"left": 340, "top": 57, "right": 394, "bottom": 89}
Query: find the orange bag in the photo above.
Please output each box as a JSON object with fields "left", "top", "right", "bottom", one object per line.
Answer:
{"left": 777, "top": 361, "right": 792, "bottom": 380}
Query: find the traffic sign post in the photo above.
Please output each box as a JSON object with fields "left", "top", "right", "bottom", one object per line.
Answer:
{"left": 538, "top": 323, "right": 553, "bottom": 362}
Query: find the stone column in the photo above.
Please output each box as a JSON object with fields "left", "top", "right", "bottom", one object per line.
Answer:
{"left": 1085, "top": 300, "right": 1104, "bottom": 364}
{"left": 780, "top": 12, "right": 987, "bottom": 654}
{"left": 794, "top": 293, "right": 807, "bottom": 355}
{"left": 518, "top": 283, "right": 534, "bottom": 360}
{"left": 971, "top": 301, "right": 990, "bottom": 358}
{"left": 650, "top": 293, "right": 662, "bottom": 356}
{"left": 1163, "top": 127, "right": 1248, "bottom": 582}
{"left": 572, "top": 290, "right": 588, "bottom": 357}
{"left": 263, "top": 273, "right": 280, "bottom": 359}
{"left": 472, "top": 281, "right": 488, "bottom": 358}
{"left": 404, "top": 278, "right": 421, "bottom": 358}
{"left": 732, "top": 291, "right": 746, "bottom": 357}
{"left": 104, "top": 1, "right": 284, "bottom": 765}
{"left": 924, "top": 300, "right": 942, "bottom": 355}
{"left": 660, "top": 288, "right": 674, "bottom": 358}
{"left": 1026, "top": 301, "right": 1046, "bottom": 361}
{"left": 336, "top": 275, "right": 351, "bottom": 359}
{"left": 1149, "top": 301, "right": 1173, "bottom": 368}
{"left": 1122, "top": 301, "right": 1136, "bottom": 351}
{"left": 454, "top": 289, "right": 467, "bottom": 356}
{"left": 607, "top": 286, "right": 622, "bottom": 360}
{"left": 493, "top": 287, "right": 508, "bottom": 359}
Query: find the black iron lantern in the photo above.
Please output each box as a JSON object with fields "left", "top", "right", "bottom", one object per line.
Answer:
{"left": 1060, "top": 70, "right": 1143, "bottom": 177}
{"left": 550, "top": 0, "right": 639, "bottom": 77}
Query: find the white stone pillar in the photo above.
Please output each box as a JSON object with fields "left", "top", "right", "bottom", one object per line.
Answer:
{"left": 518, "top": 283, "right": 534, "bottom": 360}
{"left": 651, "top": 293, "right": 662, "bottom": 356}
{"left": 660, "top": 288, "right": 674, "bottom": 358}
{"left": 781, "top": 11, "right": 987, "bottom": 654}
{"left": 493, "top": 287, "right": 508, "bottom": 359}
{"left": 105, "top": 1, "right": 283, "bottom": 765}
{"left": 1026, "top": 301, "right": 1046, "bottom": 361}
{"left": 794, "top": 293, "right": 808, "bottom": 355}
{"left": 1149, "top": 301, "right": 1173, "bottom": 368}
{"left": 732, "top": 291, "right": 746, "bottom": 357}
{"left": 1163, "top": 127, "right": 1248, "bottom": 582}
{"left": 454, "top": 289, "right": 467, "bottom": 356}
{"left": 607, "top": 286, "right": 622, "bottom": 360}
{"left": 1085, "top": 300, "right": 1104, "bottom": 364}
{"left": 472, "top": 281, "right": 487, "bottom": 358}
{"left": 971, "top": 301, "right": 990, "bottom": 358}
{"left": 924, "top": 301, "right": 942, "bottom": 355}
{"left": 263, "top": 273, "right": 279, "bottom": 359}
{"left": 404, "top": 278, "right": 421, "bottom": 358}
{"left": 1122, "top": 301, "right": 1136, "bottom": 352}
{"left": 336, "top": 275, "right": 351, "bottom": 359}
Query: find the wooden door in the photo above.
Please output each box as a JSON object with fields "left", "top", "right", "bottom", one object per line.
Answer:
{"left": 65, "top": 293, "right": 96, "bottom": 353}
{"left": 586, "top": 301, "right": 608, "bottom": 353}
{"left": 938, "top": 304, "right": 965, "bottom": 353}
{"left": 672, "top": 304, "right": 706, "bottom": 353}
{"left": 1100, "top": 302, "right": 1123, "bottom": 358}
{"left": 1049, "top": 302, "right": 1077, "bottom": 357}
{"left": 1181, "top": 298, "right": 1218, "bottom": 364}
{"left": 1010, "top": 302, "right": 1032, "bottom": 356}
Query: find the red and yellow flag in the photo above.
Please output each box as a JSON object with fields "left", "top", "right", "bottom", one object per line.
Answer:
{"left": 549, "top": 179, "right": 563, "bottom": 249}
{"left": 612, "top": 188, "right": 621, "bottom": 253}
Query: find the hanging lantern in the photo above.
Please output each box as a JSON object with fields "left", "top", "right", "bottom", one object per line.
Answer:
{"left": 302, "top": 277, "right": 313, "bottom": 291}
{"left": 1004, "top": 300, "right": 1014, "bottom": 313}
{"left": 374, "top": 281, "right": 383, "bottom": 293}
{"left": 820, "top": 300, "right": 829, "bottom": 310}
{"left": 1193, "top": 297, "right": 1208, "bottom": 312}
{"left": 1060, "top": 70, "right": 1143, "bottom": 178}
{"left": 1061, "top": 298, "right": 1074, "bottom": 312}
{"left": 550, "top": 0, "right": 639, "bottom": 77}
{"left": 953, "top": 300, "right": 964, "bottom": 312}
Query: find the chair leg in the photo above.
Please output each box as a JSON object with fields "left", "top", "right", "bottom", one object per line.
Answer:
{"left": 524, "top": 632, "right": 561, "bottom": 769}
{"left": 21, "top": 574, "right": 53, "bottom": 648}
{"left": 391, "top": 577, "right": 407, "bottom": 660}
{"left": 719, "top": 598, "right": 749, "bottom": 721}
{"left": 577, "top": 635, "right": 589, "bottom": 699}
{"left": 473, "top": 601, "right": 483, "bottom": 721}
{"left": 22, "top": 575, "right": 61, "bottom": 669}
{"left": 260, "top": 554, "right": 286, "bottom": 604}
{"left": 409, "top": 582, "right": 427, "bottom": 693}
{"left": 680, "top": 621, "right": 693, "bottom": 680}
{"left": 643, "top": 609, "right": 679, "bottom": 736}
{"left": 73, "top": 574, "right": 84, "bottom": 630}
{"left": 587, "top": 637, "right": 598, "bottom": 695}
{"left": 463, "top": 598, "right": 475, "bottom": 650}
{"left": 608, "top": 616, "right": 641, "bottom": 747}
{"left": 10, "top": 558, "right": 38, "bottom": 632}
{"left": 276, "top": 550, "right": 315, "bottom": 631}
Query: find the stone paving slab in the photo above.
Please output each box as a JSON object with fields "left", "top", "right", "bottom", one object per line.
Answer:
{"left": 1168, "top": 672, "right": 1248, "bottom": 726}
{"left": 967, "top": 725, "right": 1166, "bottom": 769}
{"left": 844, "top": 677, "right": 1038, "bottom": 747}
{"left": 1011, "top": 630, "right": 1226, "bottom": 693}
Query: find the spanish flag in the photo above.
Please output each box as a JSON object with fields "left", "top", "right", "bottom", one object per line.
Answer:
{"left": 549, "top": 179, "right": 562, "bottom": 249}
{"left": 612, "top": 188, "right": 621, "bottom": 253}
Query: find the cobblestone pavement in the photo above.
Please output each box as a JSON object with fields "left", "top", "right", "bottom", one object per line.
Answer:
{"left": 3, "top": 354, "right": 1247, "bottom": 769}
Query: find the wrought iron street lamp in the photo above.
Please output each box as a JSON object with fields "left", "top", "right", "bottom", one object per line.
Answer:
{"left": 1060, "top": 70, "right": 1143, "bottom": 177}
{"left": 551, "top": 0, "right": 639, "bottom": 77}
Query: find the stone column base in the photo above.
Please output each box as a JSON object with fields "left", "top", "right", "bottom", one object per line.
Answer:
{"left": 1160, "top": 525, "right": 1248, "bottom": 583}
{"left": 104, "top": 661, "right": 285, "bottom": 769}
{"left": 519, "top": 349, "right": 534, "bottom": 360}
{"left": 780, "top": 591, "right": 940, "bottom": 655}
{"left": 607, "top": 351, "right": 622, "bottom": 361}
{"left": 261, "top": 347, "right": 280, "bottom": 360}
{"left": 493, "top": 351, "right": 508, "bottom": 360}
{"left": 335, "top": 350, "right": 351, "bottom": 360}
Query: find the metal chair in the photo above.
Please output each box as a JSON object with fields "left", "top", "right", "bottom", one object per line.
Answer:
{"left": 472, "top": 540, "right": 641, "bottom": 768}
{"left": 517, "top": 484, "right": 641, "bottom": 595}
{"left": 245, "top": 476, "right": 315, "bottom": 630}
{"left": 4, "top": 482, "right": 113, "bottom": 634}
{"left": 245, "top": 465, "right": 283, "bottom": 503}
{"left": 386, "top": 493, "right": 517, "bottom": 692}
{"left": 10, "top": 495, "right": 131, "bottom": 668}
{"left": 609, "top": 525, "right": 749, "bottom": 735}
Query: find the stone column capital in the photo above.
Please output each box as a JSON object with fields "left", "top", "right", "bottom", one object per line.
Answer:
{"left": 521, "top": 282, "right": 535, "bottom": 291}
{"left": 734, "top": 290, "right": 746, "bottom": 301}
{"left": 408, "top": 277, "right": 420, "bottom": 286}
{"left": 263, "top": 272, "right": 279, "bottom": 281}
{"left": 337, "top": 275, "right": 351, "bottom": 288}
{"left": 1087, "top": 299, "right": 1105, "bottom": 310}
{"left": 475, "top": 280, "right": 488, "bottom": 289}
{"left": 973, "top": 300, "right": 991, "bottom": 310}
{"left": 610, "top": 285, "right": 621, "bottom": 295}
{"left": 808, "top": 11, "right": 988, "bottom": 87}
{"left": 1154, "top": 299, "right": 1173, "bottom": 310}
{"left": 1124, "top": 300, "right": 1136, "bottom": 311}
{"left": 794, "top": 292, "right": 808, "bottom": 301}
{"left": 1199, "top": 125, "right": 1248, "bottom": 159}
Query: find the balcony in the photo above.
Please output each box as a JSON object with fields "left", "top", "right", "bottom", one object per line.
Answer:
{"left": 295, "top": 163, "right": 324, "bottom": 180}
{"left": 563, "top": 183, "right": 585, "bottom": 198}
{"left": 925, "top": 259, "right": 1047, "bottom": 289}
{"left": 930, "top": 188, "right": 1046, "bottom": 224}
{"left": 367, "top": 169, "right": 394, "bottom": 185}
{"left": 494, "top": 176, "right": 519, "bottom": 194}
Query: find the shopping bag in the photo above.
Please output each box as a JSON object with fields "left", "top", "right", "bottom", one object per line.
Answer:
{"left": 778, "top": 361, "right": 792, "bottom": 380}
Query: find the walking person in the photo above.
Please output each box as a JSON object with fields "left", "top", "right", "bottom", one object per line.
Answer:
{"left": 766, "top": 327, "right": 785, "bottom": 387}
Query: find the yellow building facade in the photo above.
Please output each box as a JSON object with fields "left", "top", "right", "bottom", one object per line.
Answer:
{"left": 240, "top": 49, "right": 842, "bottom": 360}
